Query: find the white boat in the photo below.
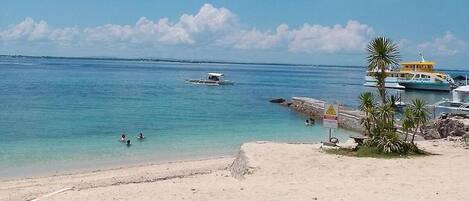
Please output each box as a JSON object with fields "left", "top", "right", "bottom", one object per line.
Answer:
{"left": 186, "top": 72, "right": 234, "bottom": 85}
{"left": 364, "top": 54, "right": 455, "bottom": 91}
{"left": 434, "top": 85, "right": 469, "bottom": 113}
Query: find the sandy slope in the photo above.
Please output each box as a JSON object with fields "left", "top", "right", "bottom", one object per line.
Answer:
{"left": 1, "top": 140, "right": 468, "bottom": 201}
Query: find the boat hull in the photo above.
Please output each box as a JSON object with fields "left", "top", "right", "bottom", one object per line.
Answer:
{"left": 364, "top": 76, "right": 405, "bottom": 89}
{"left": 185, "top": 79, "right": 234, "bottom": 85}
{"left": 399, "top": 82, "right": 452, "bottom": 91}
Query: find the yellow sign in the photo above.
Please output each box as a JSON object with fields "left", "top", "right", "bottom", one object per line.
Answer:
{"left": 323, "top": 103, "right": 338, "bottom": 128}
{"left": 325, "top": 104, "right": 337, "bottom": 116}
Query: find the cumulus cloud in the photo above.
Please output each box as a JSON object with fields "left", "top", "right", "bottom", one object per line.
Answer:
{"left": 288, "top": 20, "right": 374, "bottom": 53}
{"left": 0, "top": 4, "right": 374, "bottom": 54}
{"left": 0, "top": 17, "right": 49, "bottom": 41}
{"left": 418, "top": 32, "right": 466, "bottom": 56}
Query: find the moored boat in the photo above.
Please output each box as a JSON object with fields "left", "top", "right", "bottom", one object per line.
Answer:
{"left": 364, "top": 54, "right": 455, "bottom": 91}
{"left": 186, "top": 72, "right": 234, "bottom": 85}
{"left": 434, "top": 85, "right": 469, "bottom": 114}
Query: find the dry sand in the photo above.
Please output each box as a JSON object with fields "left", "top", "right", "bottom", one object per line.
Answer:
{"left": 1, "top": 140, "right": 469, "bottom": 201}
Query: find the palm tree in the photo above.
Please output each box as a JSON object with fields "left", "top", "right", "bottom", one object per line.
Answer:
{"left": 359, "top": 92, "right": 376, "bottom": 136}
{"left": 401, "top": 107, "right": 415, "bottom": 142}
{"left": 409, "top": 98, "right": 429, "bottom": 143}
{"left": 378, "top": 102, "right": 396, "bottom": 131}
{"left": 366, "top": 37, "right": 401, "bottom": 104}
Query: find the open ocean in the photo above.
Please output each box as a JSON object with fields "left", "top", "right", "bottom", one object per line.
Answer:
{"left": 0, "top": 56, "right": 464, "bottom": 178}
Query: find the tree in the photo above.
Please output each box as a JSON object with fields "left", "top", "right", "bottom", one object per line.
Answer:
{"left": 359, "top": 92, "right": 376, "bottom": 137}
{"left": 408, "top": 98, "right": 429, "bottom": 144}
{"left": 401, "top": 107, "right": 415, "bottom": 142}
{"left": 366, "top": 37, "right": 400, "bottom": 104}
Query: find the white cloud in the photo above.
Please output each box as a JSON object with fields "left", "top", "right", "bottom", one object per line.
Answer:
{"left": 221, "top": 24, "right": 289, "bottom": 49}
{"left": 0, "top": 4, "right": 374, "bottom": 54}
{"left": 0, "top": 17, "right": 49, "bottom": 41}
{"left": 418, "top": 32, "right": 466, "bottom": 56}
{"left": 288, "top": 20, "right": 374, "bottom": 53}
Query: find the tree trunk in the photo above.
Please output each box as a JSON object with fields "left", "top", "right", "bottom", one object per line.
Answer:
{"left": 411, "top": 125, "right": 419, "bottom": 144}
{"left": 378, "top": 67, "right": 387, "bottom": 104}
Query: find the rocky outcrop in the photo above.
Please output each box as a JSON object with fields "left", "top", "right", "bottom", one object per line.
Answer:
{"left": 421, "top": 113, "right": 469, "bottom": 140}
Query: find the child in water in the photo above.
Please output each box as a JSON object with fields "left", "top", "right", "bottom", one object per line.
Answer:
{"left": 126, "top": 140, "right": 131, "bottom": 146}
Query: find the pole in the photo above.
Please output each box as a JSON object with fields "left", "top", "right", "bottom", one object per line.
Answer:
{"left": 329, "top": 128, "right": 332, "bottom": 142}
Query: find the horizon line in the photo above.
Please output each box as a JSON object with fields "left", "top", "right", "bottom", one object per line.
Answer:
{"left": 0, "top": 54, "right": 366, "bottom": 69}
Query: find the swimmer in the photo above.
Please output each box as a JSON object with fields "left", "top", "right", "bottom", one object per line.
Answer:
{"left": 120, "top": 134, "right": 126, "bottom": 142}
{"left": 126, "top": 140, "right": 131, "bottom": 146}
{"left": 137, "top": 132, "right": 145, "bottom": 140}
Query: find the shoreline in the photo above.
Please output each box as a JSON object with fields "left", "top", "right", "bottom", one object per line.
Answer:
{"left": 2, "top": 139, "right": 469, "bottom": 201}
{"left": 0, "top": 152, "right": 235, "bottom": 182}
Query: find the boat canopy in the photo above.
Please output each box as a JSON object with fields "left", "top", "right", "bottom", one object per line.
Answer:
{"left": 452, "top": 85, "right": 469, "bottom": 103}
{"left": 208, "top": 73, "right": 224, "bottom": 77}
{"left": 454, "top": 85, "right": 469, "bottom": 93}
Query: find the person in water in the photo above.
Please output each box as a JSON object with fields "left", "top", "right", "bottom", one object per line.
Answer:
{"left": 120, "top": 134, "right": 126, "bottom": 142}
{"left": 305, "top": 118, "right": 315, "bottom": 126}
{"left": 137, "top": 132, "right": 144, "bottom": 139}
{"left": 126, "top": 140, "right": 131, "bottom": 146}
{"left": 309, "top": 118, "right": 315, "bottom": 125}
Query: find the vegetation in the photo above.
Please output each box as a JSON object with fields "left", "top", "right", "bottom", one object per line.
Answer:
{"left": 402, "top": 98, "right": 430, "bottom": 144}
{"left": 325, "top": 146, "right": 426, "bottom": 159}
{"left": 366, "top": 37, "right": 400, "bottom": 104}
{"left": 354, "top": 37, "right": 428, "bottom": 156}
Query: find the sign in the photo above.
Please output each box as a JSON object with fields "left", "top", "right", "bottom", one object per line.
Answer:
{"left": 323, "top": 103, "right": 338, "bottom": 128}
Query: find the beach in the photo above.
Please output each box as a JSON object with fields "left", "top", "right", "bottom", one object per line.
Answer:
{"left": 2, "top": 139, "right": 468, "bottom": 201}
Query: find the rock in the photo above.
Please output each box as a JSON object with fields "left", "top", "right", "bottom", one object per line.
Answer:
{"left": 270, "top": 98, "right": 286, "bottom": 103}
{"left": 421, "top": 126, "right": 440, "bottom": 140}
{"left": 463, "top": 133, "right": 469, "bottom": 140}
{"left": 420, "top": 113, "right": 469, "bottom": 140}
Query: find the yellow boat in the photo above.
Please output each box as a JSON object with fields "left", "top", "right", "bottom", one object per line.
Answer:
{"left": 364, "top": 54, "right": 455, "bottom": 91}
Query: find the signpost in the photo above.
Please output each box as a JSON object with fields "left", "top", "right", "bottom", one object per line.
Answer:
{"left": 323, "top": 103, "right": 338, "bottom": 142}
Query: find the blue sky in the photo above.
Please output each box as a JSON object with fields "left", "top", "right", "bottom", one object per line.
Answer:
{"left": 1, "top": 0, "right": 468, "bottom": 68}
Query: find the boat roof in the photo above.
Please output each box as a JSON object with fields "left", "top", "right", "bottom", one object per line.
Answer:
{"left": 454, "top": 85, "right": 469, "bottom": 93}
{"left": 401, "top": 61, "right": 435, "bottom": 65}
{"left": 208, "top": 73, "right": 224, "bottom": 77}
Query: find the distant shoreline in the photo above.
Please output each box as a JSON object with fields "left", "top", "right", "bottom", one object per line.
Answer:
{"left": 0, "top": 54, "right": 365, "bottom": 69}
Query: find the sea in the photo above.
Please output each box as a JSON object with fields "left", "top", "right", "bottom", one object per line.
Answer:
{"left": 0, "top": 56, "right": 466, "bottom": 179}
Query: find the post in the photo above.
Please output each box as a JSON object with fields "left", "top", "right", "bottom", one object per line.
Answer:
{"left": 329, "top": 128, "right": 332, "bottom": 142}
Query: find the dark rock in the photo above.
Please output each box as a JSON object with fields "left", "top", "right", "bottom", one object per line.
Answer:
{"left": 422, "top": 113, "right": 469, "bottom": 139}
{"left": 279, "top": 101, "right": 292, "bottom": 107}
{"left": 270, "top": 98, "right": 286, "bottom": 103}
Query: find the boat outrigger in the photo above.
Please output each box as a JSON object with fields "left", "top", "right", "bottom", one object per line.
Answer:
{"left": 364, "top": 54, "right": 455, "bottom": 91}
{"left": 434, "top": 85, "right": 469, "bottom": 114}
{"left": 186, "top": 73, "right": 234, "bottom": 85}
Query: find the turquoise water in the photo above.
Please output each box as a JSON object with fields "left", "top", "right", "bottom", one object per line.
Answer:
{"left": 0, "top": 57, "right": 461, "bottom": 178}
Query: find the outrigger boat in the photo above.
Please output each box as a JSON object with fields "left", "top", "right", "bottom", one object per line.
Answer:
{"left": 186, "top": 72, "right": 234, "bottom": 85}
{"left": 434, "top": 85, "right": 469, "bottom": 114}
{"left": 364, "top": 54, "right": 456, "bottom": 91}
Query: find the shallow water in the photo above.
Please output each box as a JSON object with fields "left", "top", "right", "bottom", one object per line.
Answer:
{"left": 0, "top": 57, "right": 461, "bottom": 178}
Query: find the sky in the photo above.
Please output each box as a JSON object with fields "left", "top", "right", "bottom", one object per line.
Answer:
{"left": 1, "top": 0, "right": 468, "bottom": 68}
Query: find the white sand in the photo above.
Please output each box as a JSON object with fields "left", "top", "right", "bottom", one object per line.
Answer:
{"left": 1, "top": 140, "right": 468, "bottom": 201}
